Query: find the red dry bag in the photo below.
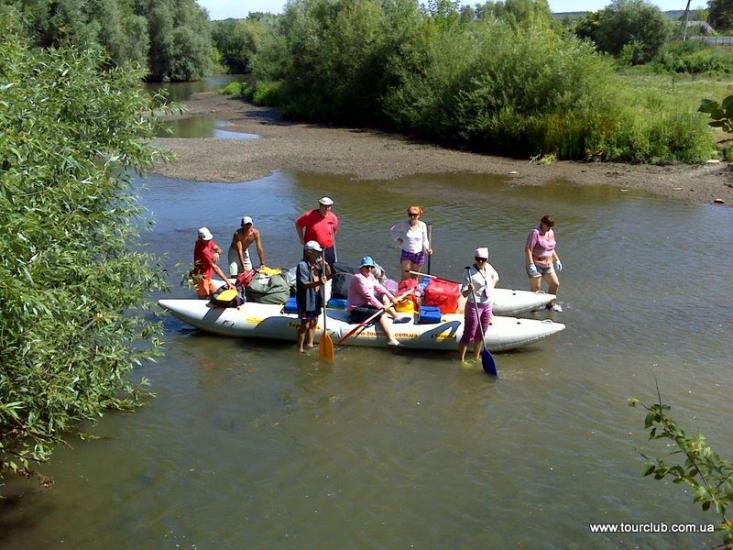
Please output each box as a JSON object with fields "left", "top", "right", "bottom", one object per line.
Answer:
{"left": 423, "top": 278, "right": 460, "bottom": 314}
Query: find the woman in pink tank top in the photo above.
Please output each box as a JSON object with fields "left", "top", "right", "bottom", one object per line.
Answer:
{"left": 525, "top": 215, "right": 563, "bottom": 312}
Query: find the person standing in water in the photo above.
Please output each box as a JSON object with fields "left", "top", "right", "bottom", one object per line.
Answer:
{"left": 295, "top": 197, "right": 339, "bottom": 268}
{"left": 296, "top": 241, "right": 329, "bottom": 353}
{"left": 458, "top": 247, "right": 498, "bottom": 362}
{"left": 228, "top": 216, "right": 266, "bottom": 276}
{"left": 525, "top": 215, "right": 563, "bottom": 312}
{"left": 390, "top": 205, "right": 432, "bottom": 280}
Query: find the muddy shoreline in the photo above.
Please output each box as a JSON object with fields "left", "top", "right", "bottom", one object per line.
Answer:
{"left": 152, "top": 92, "right": 733, "bottom": 206}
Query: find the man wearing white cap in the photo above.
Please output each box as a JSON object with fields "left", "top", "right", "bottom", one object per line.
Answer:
{"left": 192, "top": 227, "right": 234, "bottom": 299}
{"left": 228, "top": 216, "right": 266, "bottom": 276}
{"left": 295, "top": 240, "right": 330, "bottom": 352}
{"left": 458, "top": 247, "right": 499, "bottom": 362}
{"left": 295, "top": 197, "right": 339, "bottom": 267}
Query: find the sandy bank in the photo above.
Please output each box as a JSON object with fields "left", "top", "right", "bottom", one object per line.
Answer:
{"left": 152, "top": 92, "right": 733, "bottom": 207}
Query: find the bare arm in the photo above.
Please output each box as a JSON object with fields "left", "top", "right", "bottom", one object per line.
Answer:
{"left": 254, "top": 231, "right": 265, "bottom": 266}
{"left": 212, "top": 263, "right": 234, "bottom": 288}
{"left": 236, "top": 239, "right": 246, "bottom": 269}
{"left": 525, "top": 247, "right": 534, "bottom": 266}
{"left": 295, "top": 221, "right": 304, "bottom": 244}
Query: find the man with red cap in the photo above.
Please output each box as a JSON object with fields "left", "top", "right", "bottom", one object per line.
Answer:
{"left": 295, "top": 197, "right": 339, "bottom": 267}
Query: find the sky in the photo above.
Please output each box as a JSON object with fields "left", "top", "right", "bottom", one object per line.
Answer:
{"left": 197, "top": 0, "right": 696, "bottom": 20}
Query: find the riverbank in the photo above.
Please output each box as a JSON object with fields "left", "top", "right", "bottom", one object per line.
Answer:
{"left": 152, "top": 92, "right": 733, "bottom": 206}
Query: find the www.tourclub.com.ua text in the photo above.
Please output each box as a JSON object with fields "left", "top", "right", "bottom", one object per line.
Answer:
{"left": 589, "top": 522, "right": 716, "bottom": 534}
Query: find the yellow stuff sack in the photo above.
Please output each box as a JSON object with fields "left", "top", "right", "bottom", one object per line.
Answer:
{"left": 394, "top": 297, "right": 416, "bottom": 314}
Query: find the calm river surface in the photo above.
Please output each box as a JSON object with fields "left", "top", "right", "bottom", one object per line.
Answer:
{"left": 3, "top": 171, "right": 733, "bottom": 548}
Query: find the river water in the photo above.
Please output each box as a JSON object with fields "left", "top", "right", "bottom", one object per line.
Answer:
{"left": 2, "top": 168, "right": 732, "bottom": 549}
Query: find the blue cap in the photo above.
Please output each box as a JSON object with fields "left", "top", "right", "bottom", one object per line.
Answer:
{"left": 359, "top": 256, "right": 375, "bottom": 268}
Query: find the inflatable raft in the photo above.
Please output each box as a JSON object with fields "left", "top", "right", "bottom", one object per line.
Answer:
{"left": 212, "top": 278, "right": 555, "bottom": 316}
{"left": 158, "top": 299, "right": 565, "bottom": 352}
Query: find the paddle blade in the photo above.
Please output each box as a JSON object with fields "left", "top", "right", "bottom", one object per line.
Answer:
{"left": 482, "top": 348, "right": 498, "bottom": 377}
{"left": 320, "top": 332, "right": 335, "bottom": 363}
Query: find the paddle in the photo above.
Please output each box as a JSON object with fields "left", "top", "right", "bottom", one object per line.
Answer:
{"left": 408, "top": 270, "right": 460, "bottom": 284}
{"left": 337, "top": 288, "right": 415, "bottom": 346}
{"left": 427, "top": 222, "right": 432, "bottom": 275}
{"left": 319, "top": 268, "right": 335, "bottom": 363}
{"left": 464, "top": 267, "right": 498, "bottom": 377}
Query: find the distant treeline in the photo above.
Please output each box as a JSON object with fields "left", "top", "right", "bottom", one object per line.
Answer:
{"left": 0, "top": 0, "right": 212, "bottom": 81}
{"left": 218, "top": 0, "right": 716, "bottom": 164}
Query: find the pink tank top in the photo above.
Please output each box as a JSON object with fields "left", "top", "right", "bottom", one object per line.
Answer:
{"left": 526, "top": 226, "right": 555, "bottom": 264}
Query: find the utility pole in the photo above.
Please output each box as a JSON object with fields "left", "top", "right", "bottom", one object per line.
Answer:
{"left": 682, "top": 0, "right": 692, "bottom": 40}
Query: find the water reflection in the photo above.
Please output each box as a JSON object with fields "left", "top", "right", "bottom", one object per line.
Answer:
{"left": 155, "top": 115, "right": 260, "bottom": 140}
{"left": 145, "top": 74, "right": 248, "bottom": 103}
{"left": 3, "top": 170, "right": 732, "bottom": 549}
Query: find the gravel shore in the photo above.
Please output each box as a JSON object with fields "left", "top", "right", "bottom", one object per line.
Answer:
{"left": 152, "top": 92, "right": 733, "bottom": 206}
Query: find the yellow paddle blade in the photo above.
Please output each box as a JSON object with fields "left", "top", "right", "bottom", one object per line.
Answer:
{"left": 319, "top": 333, "right": 335, "bottom": 363}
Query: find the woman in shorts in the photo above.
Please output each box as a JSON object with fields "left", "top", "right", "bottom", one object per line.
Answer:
{"left": 525, "top": 215, "right": 563, "bottom": 312}
{"left": 390, "top": 206, "right": 432, "bottom": 280}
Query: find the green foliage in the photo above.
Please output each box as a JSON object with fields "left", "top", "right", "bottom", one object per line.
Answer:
{"left": 699, "top": 93, "right": 733, "bottom": 133}
{"left": 656, "top": 40, "right": 733, "bottom": 74}
{"left": 251, "top": 80, "right": 282, "bottom": 106}
{"left": 2, "top": 0, "right": 211, "bottom": 81}
{"left": 575, "top": 0, "right": 669, "bottom": 64}
{"left": 246, "top": 0, "right": 714, "bottom": 163}
{"left": 138, "top": 0, "right": 212, "bottom": 81}
{"left": 474, "top": 0, "right": 553, "bottom": 27}
{"left": 253, "top": 0, "right": 423, "bottom": 124}
{"left": 221, "top": 81, "right": 245, "bottom": 96}
{"left": 0, "top": 21, "right": 168, "bottom": 487}
{"left": 709, "top": 0, "right": 733, "bottom": 31}
{"left": 630, "top": 390, "right": 733, "bottom": 548}
{"left": 211, "top": 19, "right": 271, "bottom": 73}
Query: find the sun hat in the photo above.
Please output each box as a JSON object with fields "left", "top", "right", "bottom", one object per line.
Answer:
{"left": 359, "top": 256, "right": 376, "bottom": 268}
{"left": 241, "top": 216, "right": 253, "bottom": 226}
{"left": 304, "top": 240, "right": 323, "bottom": 252}
{"left": 319, "top": 197, "right": 334, "bottom": 206}
{"left": 474, "top": 247, "right": 489, "bottom": 259}
{"left": 198, "top": 227, "right": 213, "bottom": 241}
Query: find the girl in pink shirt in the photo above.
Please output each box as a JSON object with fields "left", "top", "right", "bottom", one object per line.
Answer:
{"left": 525, "top": 215, "right": 563, "bottom": 312}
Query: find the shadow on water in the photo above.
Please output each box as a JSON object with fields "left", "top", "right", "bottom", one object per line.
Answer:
{"left": 0, "top": 493, "right": 51, "bottom": 545}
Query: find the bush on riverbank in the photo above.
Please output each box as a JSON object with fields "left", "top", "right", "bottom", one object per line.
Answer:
{"left": 0, "top": 23, "right": 167, "bottom": 489}
{"left": 655, "top": 40, "right": 733, "bottom": 75}
{"left": 247, "top": 0, "right": 715, "bottom": 163}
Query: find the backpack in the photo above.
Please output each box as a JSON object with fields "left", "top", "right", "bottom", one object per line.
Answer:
{"left": 210, "top": 285, "right": 245, "bottom": 308}
{"left": 330, "top": 261, "right": 355, "bottom": 298}
{"left": 245, "top": 273, "right": 291, "bottom": 304}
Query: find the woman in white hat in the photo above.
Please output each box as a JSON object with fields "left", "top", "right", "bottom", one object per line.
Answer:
{"left": 191, "top": 227, "right": 234, "bottom": 299}
{"left": 458, "top": 247, "right": 498, "bottom": 362}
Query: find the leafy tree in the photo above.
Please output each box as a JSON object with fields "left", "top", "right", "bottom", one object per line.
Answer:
{"left": 136, "top": 0, "right": 212, "bottom": 81}
{"left": 475, "top": 0, "right": 553, "bottom": 27}
{"left": 630, "top": 390, "right": 733, "bottom": 548}
{"left": 708, "top": 0, "right": 733, "bottom": 30}
{"left": 577, "top": 0, "right": 669, "bottom": 64}
{"left": 211, "top": 19, "right": 265, "bottom": 73}
{"left": 0, "top": 16, "right": 168, "bottom": 487}
{"left": 1, "top": 0, "right": 212, "bottom": 81}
